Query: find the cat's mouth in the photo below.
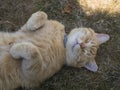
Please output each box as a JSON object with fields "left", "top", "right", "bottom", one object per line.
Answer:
{"left": 73, "top": 40, "right": 85, "bottom": 49}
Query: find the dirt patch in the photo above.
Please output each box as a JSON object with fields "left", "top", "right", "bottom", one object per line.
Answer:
{"left": 0, "top": 0, "right": 120, "bottom": 90}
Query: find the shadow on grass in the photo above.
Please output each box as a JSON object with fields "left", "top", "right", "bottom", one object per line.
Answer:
{"left": 0, "top": 0, "right": 120, "bottom": 90}
{"left": 0, "top": 0, "right": 37, "bottom": 31}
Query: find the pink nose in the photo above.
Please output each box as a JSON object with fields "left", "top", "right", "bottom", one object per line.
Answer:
{"left": 80, "top": 43, "right": 85, "bottom": 48}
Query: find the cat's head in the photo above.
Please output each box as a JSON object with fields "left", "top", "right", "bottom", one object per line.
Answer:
{"left": 66, "top": 28, "right": 109, "bottom": 72}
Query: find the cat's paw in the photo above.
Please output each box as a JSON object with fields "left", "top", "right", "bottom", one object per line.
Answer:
{"left": 10, "top": 42, "right": 38, "bottom": 60}
{"left": 21, "top": 11, "right": 48, "bottom": 31}
{"left": 10, "top": 43, "right": 24, "bottom": 59}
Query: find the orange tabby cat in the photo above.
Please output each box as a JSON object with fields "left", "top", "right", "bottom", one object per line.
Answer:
{"left": 0, "top": 11, "right": 109, "bottom": 90}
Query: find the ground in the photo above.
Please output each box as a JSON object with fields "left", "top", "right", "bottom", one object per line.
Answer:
{"left": 0, "top": 0, "right": 120, "bottom": 90}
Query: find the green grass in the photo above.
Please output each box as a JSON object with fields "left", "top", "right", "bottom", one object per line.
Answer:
{"left": 0, "top": 0, "right": 120, "bottom": 90}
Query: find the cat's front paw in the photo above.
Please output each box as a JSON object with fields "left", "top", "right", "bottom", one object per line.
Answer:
{"left": 21, "top": 11, "right": 48, "bottom": 31}
{"left": 10, "top": 43, "right": 24, "bottom": 59}
{"left": 10, "top": 42, "right": 38, "bottom": 60}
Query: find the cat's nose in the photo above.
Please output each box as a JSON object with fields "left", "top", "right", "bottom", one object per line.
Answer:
{"left": 79, "top": 43, "right": 85, "bottom": 49}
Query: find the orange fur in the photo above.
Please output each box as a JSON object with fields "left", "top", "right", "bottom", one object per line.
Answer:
{"left": 0, "top": 11, "right": 109, "bottom": 90}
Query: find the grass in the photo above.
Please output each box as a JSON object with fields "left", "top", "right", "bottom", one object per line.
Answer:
{"left": 0, "top": 0, "right": 120, "bottom": 90}
{"left": 79, "top": 0, "right": 120, "bottom": 15}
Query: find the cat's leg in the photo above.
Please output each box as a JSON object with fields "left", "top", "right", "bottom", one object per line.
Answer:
{"left": 10, "top": 42, "right": 42, "bottom": 79}
{"left": 21, "top": 11, "right": 48, "bottom": 31}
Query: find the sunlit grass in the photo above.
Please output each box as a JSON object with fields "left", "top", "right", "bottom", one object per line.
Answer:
{"left": 78, "top": 0, "right": 120, "bottom": 15}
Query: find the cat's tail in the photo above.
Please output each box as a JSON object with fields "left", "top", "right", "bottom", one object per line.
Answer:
{"left": 21, "top": 11, "right": 48, "bottom": 31}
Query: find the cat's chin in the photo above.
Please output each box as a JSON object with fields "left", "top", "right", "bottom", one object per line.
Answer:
{"left": 72, "top": 43, "right": 81, "bottom": 51}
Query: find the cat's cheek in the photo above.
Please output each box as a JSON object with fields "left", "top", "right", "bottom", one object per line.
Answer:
{"left": 73, "top": 44, "right": 80, "bottom": 52}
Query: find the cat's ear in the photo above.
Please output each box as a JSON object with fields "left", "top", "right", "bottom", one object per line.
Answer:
{"left": 84, "top": 60, "right": 98, "bottom": 72}
{"left": 96, "top": 33, "right": 110, "bottom": 44}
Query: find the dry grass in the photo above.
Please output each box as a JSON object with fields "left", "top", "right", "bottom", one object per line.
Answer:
{"left": 0, "top": 0, "right": 37, "bottom": 31}
{"left": 79, "top": 0, "right": 120, "bottom": 15}
{"left": 0, "top": 0, "right": 120, "bottom": 90}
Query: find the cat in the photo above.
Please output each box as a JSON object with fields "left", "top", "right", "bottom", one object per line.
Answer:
{"left": 0, "top": 11, "right": 109, "bottom": 90}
